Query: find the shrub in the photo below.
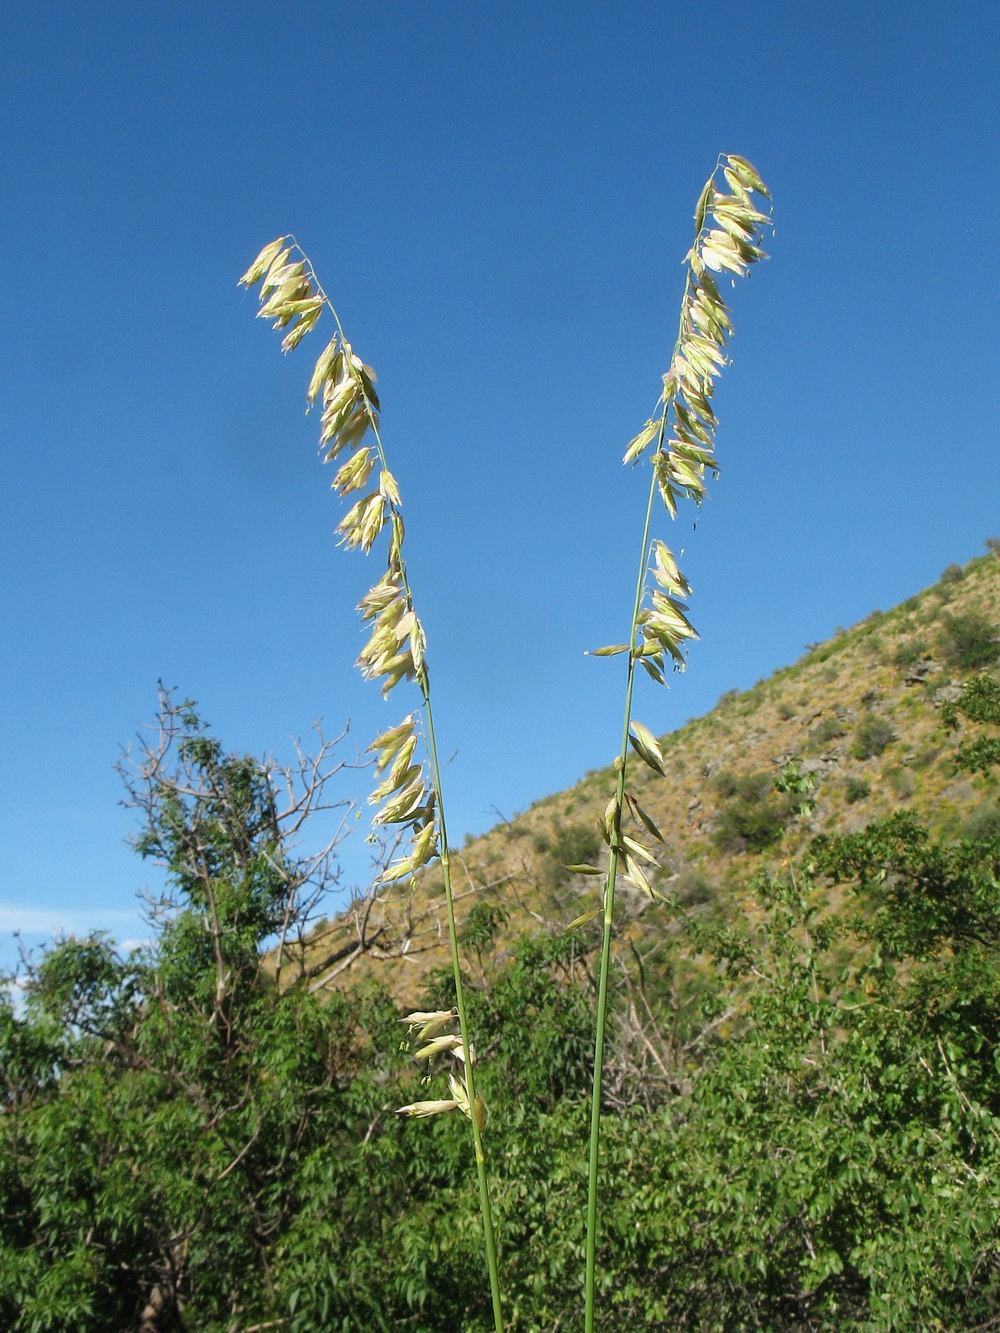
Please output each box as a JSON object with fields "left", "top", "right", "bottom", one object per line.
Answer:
{"left": 713, "top": 800, "right": 789, "bottom": 854}
{"left": 713, "top": 770, "right": 740, "bottom": 799}
{"left": 844, "top": 777, "right": 870, "bottom": 804}
{"left": 886, "top": 765, "right": 916, "bottom": 798}
{"left": 736, "top": 771, "right": 774, "bottom": 803}
{"left": 961, "top": 802, "right": 1000, "bottom": 842}
{"left": 985, "top": 536, "right": 1000, "bottom": 555}
{"left": 809, "top": 716, "right": 846, "bottom": 749}
{"left": 712, "top": 775, "right": 790, "bottom": 854}
{"left": 673, "top": 868, "right": 714, "bottom": 908}
{"left": 536, "top": 820, "right": 602, "bottom": 891}
{"left": 940, "top": 562, "right": 965, "bottom": 584}
{"left": 852, "top": 714, "right": 896, "bottom": 760}
{"left": 776, "top": 701, "right": 795, "bottom": 720}
{"left": 893, "top": 638, "right": 928, "bottom": 668}
{"left": 940, "top": 612, "right": 1000, "bottom": 671}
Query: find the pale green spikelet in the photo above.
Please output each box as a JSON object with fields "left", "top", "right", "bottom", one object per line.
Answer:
{"left": 240, "top": 238, "right": 504, "bottom": 1332}
{"left": 584, "top": 156, "right": 771, "bottom": 1333}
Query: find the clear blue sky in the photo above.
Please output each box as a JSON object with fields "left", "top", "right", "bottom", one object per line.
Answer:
{"left": 2, "top": 0, "right": 998, "bottom": 963}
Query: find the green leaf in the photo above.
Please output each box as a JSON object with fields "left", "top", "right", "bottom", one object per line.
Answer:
{"left": 564, "top": 909, "right": 602, "bottom": 932}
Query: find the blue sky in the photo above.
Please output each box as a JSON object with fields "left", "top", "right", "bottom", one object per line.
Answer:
{"left": 2, "top": 0, "right": 998, "bottom": 964}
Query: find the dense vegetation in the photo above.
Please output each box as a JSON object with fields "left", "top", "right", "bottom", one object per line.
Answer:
{"left": 3, "top": 670, "right": 1000, "bottom": 1331}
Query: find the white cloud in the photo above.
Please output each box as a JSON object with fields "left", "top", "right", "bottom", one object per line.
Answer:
{"left": 0, "top": 905, "right": 141, "bottom": 936}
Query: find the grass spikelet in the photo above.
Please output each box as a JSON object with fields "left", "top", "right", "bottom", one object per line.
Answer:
{"left": 240, "top": 240, "right": 505, "bottom": 1332}
{"left": 583, "top": 155, "right": 772, "bottom": 1333}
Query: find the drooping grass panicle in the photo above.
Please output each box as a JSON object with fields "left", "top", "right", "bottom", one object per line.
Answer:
{"left": 239, "top": 238, "right": 437, "bottom": 885}
{"left": 239, "top": 240, "right": 505, "bottom": 1333}
{"left": 583, "top": 155, "right": 771, "bottom": 1333}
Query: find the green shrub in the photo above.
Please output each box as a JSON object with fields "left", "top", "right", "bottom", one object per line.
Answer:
{"left": 912, "top": 744, "right": 942, "bottom": 769}
{"left": 809, "top": 716, "right": 846, "bottom": 749}
{"left": 852, "top": 714, "right": 896, "bottom": 760}
{"left": 713, "top": 801, "right": 789, "bottom": 854}
{"left": 535, "top": 820, "right": 602, "bottom": 890}
{"left": 673, "top": 868, "right": 714, "bottom": 908}
{"left": 893, "top": 638, "right": 928, "bottom": 668}
{"left": 960, "top": 802, "right": 1000, "bottom": 842}
{"left": 736, "top": 771, "right": 773, "bottom": 803}
{"left": 714, "top": 771, "right": 772, "bottom": 804}
{"left": 844, "top": 777, "right": 870, "bottom": 804}
{"left": 776, "top": 701, "right": 795, "bottom": 720}
{"left": 713, "top": 769, "right": 739, "bottom": 799}
{"left": 712, "top": 776, "right": 790, "bottom": 854}
{"left": 940, "top": 562, "right": 965, "bottom": 584}
{"left": 886, "top": 765, "right": 916, "bottom": 798}
{"left": 940, "top": 612, "right": 1000, "bottom": 671}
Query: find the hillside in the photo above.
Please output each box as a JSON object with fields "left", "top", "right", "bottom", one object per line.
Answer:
{"left": 305, "top": 546, "right": 1000, "bottom": 1000}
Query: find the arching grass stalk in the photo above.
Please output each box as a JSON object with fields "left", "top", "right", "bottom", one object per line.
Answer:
{"left": 583, "top": 157, "right": 771, "bottom": 1332}
{"left": 239, "top": 241, "right": 505, "bottom": 1333}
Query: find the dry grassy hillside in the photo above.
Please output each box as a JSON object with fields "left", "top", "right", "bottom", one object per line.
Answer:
{"left": 301, "top": 547, "right": 1000, "bottom": 1002}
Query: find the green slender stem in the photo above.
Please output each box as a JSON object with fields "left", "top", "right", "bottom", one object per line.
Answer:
{"left": 583, "top": 439, "right": 660, "bottom": 1333}
{"left": 304, "top": 254, "right": 505, "bottom": 1333}
{"left": 422, "top": 695, "right": 506, "bottom": 1333}
{"left": 584, "top": 266, "right": 694, "bottom": 1332}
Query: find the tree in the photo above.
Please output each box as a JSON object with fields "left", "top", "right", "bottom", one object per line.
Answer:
{"left": 0, "top": 693, "right": 409, "bottom": 1330}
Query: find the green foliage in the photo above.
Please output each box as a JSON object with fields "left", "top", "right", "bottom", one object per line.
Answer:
{"left": 940, "top": 561, "right": 965, "bottom": 584}
{"left": 461, "top": 901, "right": 510, "bottom": 960}
{"left": 712, "top": 772, "right": 796, "bottom": 854}
{"left": 9, "top": 692, "right": 1000, "bottom": 1329}
{"left": 885, "top": 764, "right": 916, "bottom": 798}
{"left": 943, "top": 672, "right": 1000, "bottom": 773}
{"left": 809, "top": 715, "right": 846, "bottom": 749}
{"left": 892, "top": 637, "right": 927, "bottom": 667}
{"left": 533, "top": 821, "right": 602, "bottom": 893}
{"left": 960, "top": 800, "right": 1000, "bottom": 842}
{"left": 851, "top": 713, "right": 896, "bottom": 760}
{"left": 844, "top": 776, "right": 870, "bottom": 803}
{"left": 940, "top": 611, "right": 1000, "bottom": 671}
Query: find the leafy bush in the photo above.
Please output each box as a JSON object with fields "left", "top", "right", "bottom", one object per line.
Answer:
{"left": 809, "top": 716, "right": 846, "bottom": 749}
{"left": 844, "top": 776, "right": 870, "bottom": 803}
{"left": 672, "top": 867, "right": 714, "bottom": 908}
{"left": 712, "top": 770, "right": 774, "bottom": 804}
{"left": 713, "top": 769, "right": 740, "bottom": 799}
{"left": 713, "top": 777, "right": 792, "bottom": 854}
{"left": 535, "top": 820, "right": 602, "bottom": 891}
{"left": 851, "top": 714, "right": 896, "bottom": 760}
{"left": 940, "top": 611, "right": 1000, "bottom": 671}
{"left": 893, "top": 637, "right": 928, "bottom": 667}
{"left": 961, "top": 801, "right": 1000, "bottom": 842}
{"left": 940, "top": 561, "right": 965, "bottom": 584}
{"left": 886, "top": 765, "right": 915, "bottom": 798}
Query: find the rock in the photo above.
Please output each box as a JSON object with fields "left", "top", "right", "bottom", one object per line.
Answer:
{"left": 904, "top": 658, "right": 937, "bottom": 685}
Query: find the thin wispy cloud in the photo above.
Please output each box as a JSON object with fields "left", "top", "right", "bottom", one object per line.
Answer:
{"left": 0, "top": 905, "right": 141, "bottom": 936}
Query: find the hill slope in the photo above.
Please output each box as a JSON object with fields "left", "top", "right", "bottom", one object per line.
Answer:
{"left": 305, "top": 548, "right": 1000, "bottom": 1001}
